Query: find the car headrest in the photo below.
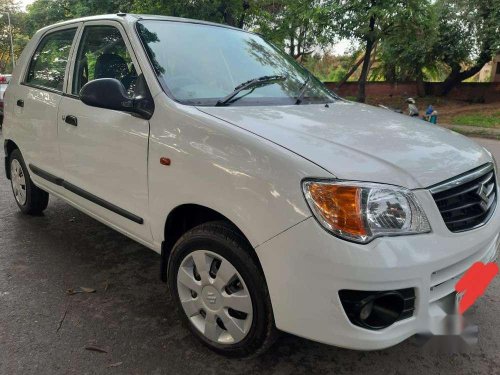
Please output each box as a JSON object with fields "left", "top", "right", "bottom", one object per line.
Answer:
{"left": 94, "top": 53, "right": 129, "bottom": 81}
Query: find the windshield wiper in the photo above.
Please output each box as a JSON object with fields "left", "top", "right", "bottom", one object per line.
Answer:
{"left": 216, "top": 75, "right": 287, "bottom": 106}
{"left": 295, "top": 75, "right": 311, "bottom": 105}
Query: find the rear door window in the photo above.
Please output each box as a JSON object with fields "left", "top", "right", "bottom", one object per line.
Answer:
{"left": 26, "top": 28, "right": 77, "bottom": 92}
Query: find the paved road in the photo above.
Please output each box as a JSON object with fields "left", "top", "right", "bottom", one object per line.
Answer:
{"left": 1, "top": 134, "right": 499, "bottom": 375}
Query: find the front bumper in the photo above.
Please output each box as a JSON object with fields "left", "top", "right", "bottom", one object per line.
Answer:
{"left": 256, "top": 189, "right": 500, "bottom": 350}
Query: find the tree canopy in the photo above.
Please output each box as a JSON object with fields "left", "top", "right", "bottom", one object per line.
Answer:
{"left": 433, "top": 0, "right": 500, "bottom": 94}
{"left": 250, "top": 0, "right": 333, "bottom": 60}
{"left": 0, "top": 0, "right": 498, "bottom": 99}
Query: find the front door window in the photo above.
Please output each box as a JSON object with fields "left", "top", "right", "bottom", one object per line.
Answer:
{"left": 72, "top": 26, "right": 138, "bottom": 97}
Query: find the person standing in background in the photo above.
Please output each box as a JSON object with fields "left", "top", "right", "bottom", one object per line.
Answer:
{"left": 406, "top": 98, "right": 419, "bottom": 117}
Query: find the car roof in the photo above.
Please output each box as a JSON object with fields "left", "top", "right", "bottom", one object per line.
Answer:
{"left": 38, "top": 14, "right": 245, "bottom": 34}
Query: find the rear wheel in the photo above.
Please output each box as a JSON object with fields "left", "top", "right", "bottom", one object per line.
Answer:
{"left": 168, "top": 221, "right": 277, "bottom": 357}
{"left": 9, "top": 149, "right": 49, "bottom": 215}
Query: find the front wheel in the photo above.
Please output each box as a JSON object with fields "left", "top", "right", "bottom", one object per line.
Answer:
{"left": 9, "top": 149, "right": 49, "bottom": 215}
{"left": 168, "top": 221, "right": 277, "bottom": 357}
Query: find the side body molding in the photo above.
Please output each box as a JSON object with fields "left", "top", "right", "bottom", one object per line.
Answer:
{"left": 29, "top": 164, "right": 144, "bottom": 225}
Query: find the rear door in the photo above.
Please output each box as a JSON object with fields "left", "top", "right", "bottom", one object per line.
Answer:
{"left": 57, "top": 21, "right": 152, "bottom": 244}
{"left": 10, "top": 25, "right": 80, "bottom": 184}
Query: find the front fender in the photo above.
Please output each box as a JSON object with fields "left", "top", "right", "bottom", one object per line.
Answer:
{"left": 147, "top": 95, "right": 332, "bottom": 249}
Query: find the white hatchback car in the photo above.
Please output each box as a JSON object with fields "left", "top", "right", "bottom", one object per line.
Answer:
{"left": 3, "top": 14, "right": 499, "bottom": 357}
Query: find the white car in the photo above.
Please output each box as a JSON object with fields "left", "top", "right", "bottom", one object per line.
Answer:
{"left": 3, "top": 14, "right": 499, "bottom": 357}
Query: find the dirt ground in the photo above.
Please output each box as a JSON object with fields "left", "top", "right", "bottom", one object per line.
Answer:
{"left": 366, "top": 96, "right": 500, "bottom": 126}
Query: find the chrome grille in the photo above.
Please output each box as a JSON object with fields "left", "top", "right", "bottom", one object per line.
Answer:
{"left": 430, "top": 163, "right": 497, "bottom": 232}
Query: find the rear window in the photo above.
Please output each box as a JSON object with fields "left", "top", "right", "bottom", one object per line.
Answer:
{"left": 26, "top": 28, "right": 77, "bottom": 92}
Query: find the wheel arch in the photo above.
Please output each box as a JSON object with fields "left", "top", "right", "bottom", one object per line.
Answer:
{"left": 3, "top": 139, "right": 19, "bottom": 180}
{"left": 160, "top": 203, "right": 264, "bottom": 282}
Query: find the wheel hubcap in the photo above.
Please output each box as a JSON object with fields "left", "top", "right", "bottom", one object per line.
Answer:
{"left": 177, "top": 250, "right": 253, "bottom": 344}
{"left": 11, "top": 159, "right": 27, "bottom": 206}
{"left": 202, "top": 286, "right": 222, "bottom": 311}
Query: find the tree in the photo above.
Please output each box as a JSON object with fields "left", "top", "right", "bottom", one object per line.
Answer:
{"left": 24, "top": 0, "right": 135, "bottom": 36}
{"left": 0, "top": 0, "right": 28, "bottom": 73}
{"left": 330, "top": 0, "right": 403, "bottom": 102}
{"left": 376, "top": 0, "right": 437, "bottom": 95}
{"left": 132, "top": 0, "right": 252, "bottom": 28}
{"left": 433, "top": 0, "right": 500, "bottom": 95}
{"left": 24, "top": 0, "right": 70, "bottom": 35}
{"left": 330, "top": 0, "right": 445, "bottom": 102}
{"left": 250, "top": 0, "right": 333, "bottom": 60}
{"left": 335, "top": 51, "right": 365, "bottom": 89}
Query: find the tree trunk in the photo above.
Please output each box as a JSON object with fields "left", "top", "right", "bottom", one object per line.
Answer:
{"left": 296, "top": 33, "right": 303, "bottom": 60}
{"left": 237, "top": 0, "right": 250, "bottom": 28}
{"left": 336, "top": 53, "right": 365, "bottom": 89}
{"left": 385, "top": 64, "right": 397, "bottom": 83}
{"left": 416, "top": 69, "right": 425, "bottom": 97}
{"left": 368, "top": 42, "right": 378, "bottom": 77}
{"left": 357, "top": 15, "right": 376, "bottom": 103}
{"left": 220, "top": 1, "right": 237, "bottom": 27}
{"left": 440, "top": 47, "right": 492, "bottom": 96}
{"left": 289, "top": 33, "right": 296, "bottom": 58}
{"left": 223, "top": 12, "right": 237, "bottom": 27}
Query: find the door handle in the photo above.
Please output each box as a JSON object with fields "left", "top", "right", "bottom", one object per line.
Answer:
{"left": 64, "top": 115, "right": 78, "bottom": 127}
{"left": 16, "top": 99, "right": 24, "bottom": 108}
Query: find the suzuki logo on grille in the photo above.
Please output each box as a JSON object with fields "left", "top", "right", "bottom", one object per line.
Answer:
{"left": 477, "top": 182, "right": 491, "bottom": 212}
{"left": 206, "top": 292, "right": 217, "bottom": 305}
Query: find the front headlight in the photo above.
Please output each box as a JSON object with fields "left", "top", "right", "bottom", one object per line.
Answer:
{"left": 302, "top": 180, "right": 431, "bottom": 243}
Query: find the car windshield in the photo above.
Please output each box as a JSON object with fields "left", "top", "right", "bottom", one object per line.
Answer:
{"left": 136, "top": 20, "right": 336, "bottom": 106}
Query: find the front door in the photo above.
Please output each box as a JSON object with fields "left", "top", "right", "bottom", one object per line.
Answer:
{"left": 58, "top": 21, "right": 152, "bottom": 244}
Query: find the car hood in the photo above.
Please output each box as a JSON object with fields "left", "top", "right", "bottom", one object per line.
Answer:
{"left": 196, "top": 101, "right": 491, "bottom": 189}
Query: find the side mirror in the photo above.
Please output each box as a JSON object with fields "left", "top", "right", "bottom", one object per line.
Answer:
{"left": 80, "top": 77, "right": 154, "bottom": 119}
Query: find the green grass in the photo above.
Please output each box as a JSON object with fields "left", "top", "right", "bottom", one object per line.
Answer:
{"left": 452, "top": 111, "right": 500, "bottom": 128}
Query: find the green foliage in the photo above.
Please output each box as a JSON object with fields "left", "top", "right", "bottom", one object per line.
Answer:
{"left": 302, "top": 53, "right": 355, "bottom": 82}
{"left": 0, "top": 0, "right": 498, "bottom": 89}
{"left": 0, "top": 0, "right": 26, "bottom": 73}
{"left": 132, "top": 0, "right": 251, "bottom": 27}
{"left": 452, "top": 112, "right": 500, "bottom": 128}
{"left": 329, "top": 0, "right": 418, "bottom": 101}
{"left": 250, "top": 0, "right": 333, "bottom": 59}
{"left": 433, "top": 0, "right": 499, "bottom": 71}
{"left": 330, "top": 0, "right": 401, "bottom": 41}
{"left": 376, "top": 0, "right": 438, "bottom": 82}
{"left": 432, "top": 0, "right": 500, "bottom": 91}
{"left": 422, "top": 63, "right": 450, "bottom": 82}
{"left": 21, "top": 0, "right": 253, "bottom": 34}
{"left": 23, "top": 0, "right": 135, "bottom": 36}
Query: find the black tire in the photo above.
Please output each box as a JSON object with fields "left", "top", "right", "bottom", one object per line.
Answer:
{"left": 168, "top": 221, "right": 277, "bottom": 358}
{"left": 9, "top": 149, "right": 49, "bottom": 215}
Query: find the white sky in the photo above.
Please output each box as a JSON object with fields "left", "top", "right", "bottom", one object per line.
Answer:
{"left": 331, "top": 39, "right": 357, "bottom": 56}
{"left": 20, "top": 0, "right": 35, "bottom": 10}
